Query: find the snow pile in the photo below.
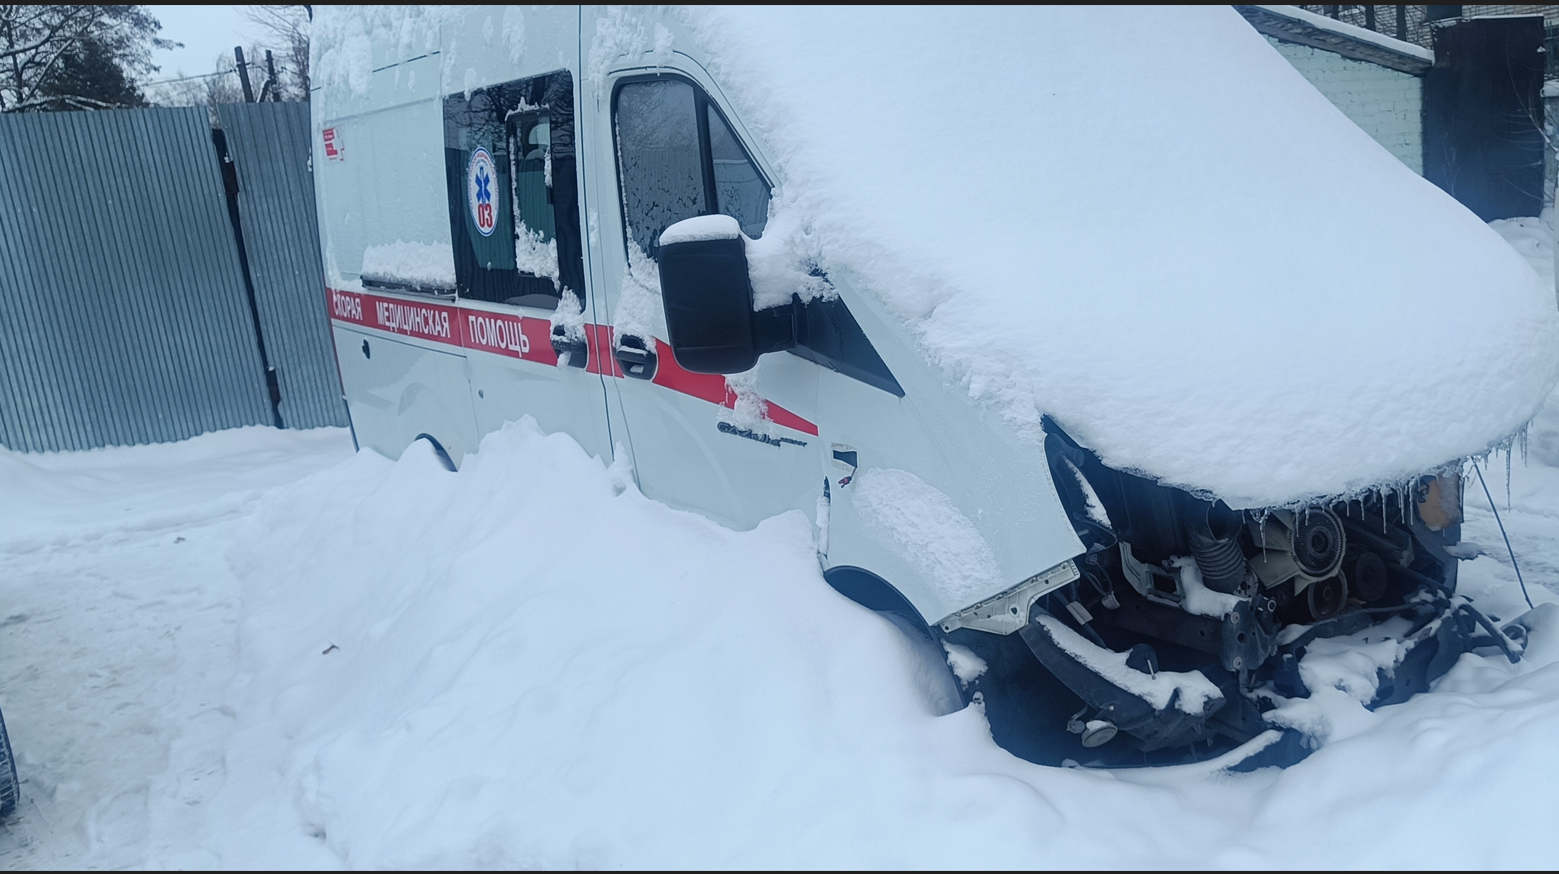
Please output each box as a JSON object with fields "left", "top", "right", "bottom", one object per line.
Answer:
{"left": 1489, "top": 213, "right": 1555, "bottom": 291}
{"left": 122, "top": 420, "right": 1556, "bottom": 867}
{"left": 681, "top": 6, "right": 1559, "bottom": 507}
{"left": 1489, "top": 213, "right": 1559, "bottom": 466}
{"left": 212, "top": 422, "right": 1033, "bottom": 867}
{"left": 0, "top": 428, "right": 349, "bottom": 551}
{"left": 359, "top": 240, "right": 456, "bottom": 291}
{"left": 7, "top": 426, "right": 1559, "bottom": 865}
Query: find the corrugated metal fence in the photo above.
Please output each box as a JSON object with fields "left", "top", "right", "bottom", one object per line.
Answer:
{"left": 0, "top": 103, "right": 345, "bottom": 453}
{"left": 218, "top": 103, "right": 341, "bottom": 431}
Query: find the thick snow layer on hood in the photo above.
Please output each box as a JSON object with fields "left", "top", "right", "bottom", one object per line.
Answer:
{"left": 684, "top": 6, "right": 1559, "bottom": 507}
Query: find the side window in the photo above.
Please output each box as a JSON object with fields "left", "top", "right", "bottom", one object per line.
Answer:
{"left": 614, "top": 77, "right": 898, "bottom": 396}
{"left": 443, "top": 70, "right": 584, "bottom": 309}
{"left": 792, "top": 297, "right": 904, "bottom": 397}
{"left": 707, "top": 106, "right": 768, "bottom": 238}
{"left": 614, "top": 77, "right": 771, "bottom": 259}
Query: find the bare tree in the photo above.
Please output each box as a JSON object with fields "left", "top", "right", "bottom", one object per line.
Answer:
{"left": 0, "top": 5, "right": 174, "bottom": 112}
{"left": 239, "top": 5, "right": 310, "bottom": 101}
{"left": 146, "top": 54, "right": 246, "bottom": 110}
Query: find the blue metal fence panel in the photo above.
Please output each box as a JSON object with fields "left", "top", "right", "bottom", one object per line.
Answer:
{"left": 0, "top": 107, "right": 274, "bottom": 452}
{"left": 219, "top": 102, "right": 347, "bottom": 429}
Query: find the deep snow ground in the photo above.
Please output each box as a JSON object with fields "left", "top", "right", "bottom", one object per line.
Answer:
{"left": 0, "top": 415, "right": 1558, "bottom": 867}
{"left": 0, "top": 429, "right": 353, "bottom": 868}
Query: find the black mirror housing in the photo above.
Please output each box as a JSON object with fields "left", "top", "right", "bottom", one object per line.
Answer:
{"left": 657, "top": 216, "right": 794, "bottom": 374}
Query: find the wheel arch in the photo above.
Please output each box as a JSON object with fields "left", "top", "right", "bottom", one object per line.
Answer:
{"left": 823, "top": 565, "right": 930, "bottom": 630}
{"left": 413, "top": 432, "right": 459, "bottom": 472}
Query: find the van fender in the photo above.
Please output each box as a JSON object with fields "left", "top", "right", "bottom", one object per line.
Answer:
{"left": 824, "top": 566, "right": 929, "bottom": 632}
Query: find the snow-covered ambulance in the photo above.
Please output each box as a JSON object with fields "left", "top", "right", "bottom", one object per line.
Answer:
{"left": 309, "top": 7, "right": 1559, "bottom": 762}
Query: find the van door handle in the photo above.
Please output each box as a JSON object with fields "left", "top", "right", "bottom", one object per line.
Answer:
{"left": 614, "top": 335, "right": 658, "bottom": 380}
{"left": 550, "top": 326, "right": 588, "bottom": 368}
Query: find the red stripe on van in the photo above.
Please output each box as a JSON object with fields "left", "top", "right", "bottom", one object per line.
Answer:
{"left": 326, "top": 286, "right": 817, "bottom": 436}
{"left": 327, "top": 288, "right": 461, "bottom": 348}
{"left": 461, "top": 307, "right": 557, "bottom": 366}
{"left": 585, "top": 324, "right": 624, "bottom": 378}
{"left": 651, "top": 338, "right": 820, "bottom": 437}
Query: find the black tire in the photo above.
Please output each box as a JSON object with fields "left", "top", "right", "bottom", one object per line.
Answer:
{"left": 0, "top": 705, "right": 18, "bottom": 817}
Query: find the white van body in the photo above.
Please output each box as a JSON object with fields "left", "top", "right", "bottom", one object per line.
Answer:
{"left": 310, "top": 6, "right": 1521, "bottom": 761}
{"left": 313, "top": 6, "right": 1082, "bottom": 632}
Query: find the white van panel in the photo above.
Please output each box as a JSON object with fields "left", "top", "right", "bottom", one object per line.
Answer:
{"left": 333, "top": 324, "right": 478, "bottom": 464}
{"left": 614, "top": 345, "right": 821, "bottom": 530}
{"left": 816, "top": 282, "right": 1084, "bottom": 625}
{"left": 317, "top": 5, "right": 1087, "bottom": 627}
{"left": 313, "top": 55, "right": 449, "bottom": 290}
{"left": 461, "top": 298, "right": 614, "bottom": 464}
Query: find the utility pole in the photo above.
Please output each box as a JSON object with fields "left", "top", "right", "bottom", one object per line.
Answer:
{"left": 234, "top": 46, "right": 255, "bottom": 103}
{"left": 1397, "top": 5, "right": 1408, "bottom": 42}
{"left": 1364, "top": 5, "right": 1376, "bottom": 32}
{"left": 264, "top": 50, "right": 280, "bottom": 101}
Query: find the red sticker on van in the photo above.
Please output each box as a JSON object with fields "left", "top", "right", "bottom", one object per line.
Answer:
{"left": 322, "top": 127, "right": 342, "bottom": 161}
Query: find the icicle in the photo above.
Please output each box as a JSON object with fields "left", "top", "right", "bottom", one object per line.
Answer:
{"left": 1506, "top": 444, "right": 1513, "bottom": 510}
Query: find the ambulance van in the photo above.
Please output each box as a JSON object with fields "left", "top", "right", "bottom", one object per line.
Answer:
{"left": 311, "top": 6, "right": 1531, "bottom": 762}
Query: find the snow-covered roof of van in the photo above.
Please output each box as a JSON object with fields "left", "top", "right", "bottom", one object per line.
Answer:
{"left": 685, "top": 6, "right": 1559, "bottom": 507}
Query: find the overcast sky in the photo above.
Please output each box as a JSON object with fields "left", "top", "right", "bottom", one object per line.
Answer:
{"left": 144, "top": 5, "right": 256, "bottom": 82}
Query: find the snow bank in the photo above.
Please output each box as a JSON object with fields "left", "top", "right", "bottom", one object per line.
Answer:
{"left": 1489, "top": 213, "right": 1559, "bottom": 466}
{"left": 183, "top": 420, "right": 1559, "bottom": 867}
{"left": 0, "top": 427, "right": 350, "bottom": 552}
{"left": 683, "top": 6, "right": 1559, "bottom": 507}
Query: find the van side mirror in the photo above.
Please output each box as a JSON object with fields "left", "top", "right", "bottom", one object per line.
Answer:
{"left": 658, "top": 215, "right": 794, "bottom": 374}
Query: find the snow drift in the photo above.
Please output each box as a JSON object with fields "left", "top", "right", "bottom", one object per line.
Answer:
{"left": 678, "top": 6, "right": 1559, "bottom": 507}
{"left": 187, "top": 422, "right": 1559, "bottom": 867}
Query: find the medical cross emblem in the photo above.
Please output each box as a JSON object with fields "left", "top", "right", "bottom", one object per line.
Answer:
{"left": 467, "top": 148, "right": 498, "bottom": 237}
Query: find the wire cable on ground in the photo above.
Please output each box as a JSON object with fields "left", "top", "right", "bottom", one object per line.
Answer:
{"left": 1472, "top": 460, "right": 1533, "bottom": 610}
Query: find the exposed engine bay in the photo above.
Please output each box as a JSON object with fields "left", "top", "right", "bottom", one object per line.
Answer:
{"left": 944, "top": 420, "right": 1531, "bottom": 768}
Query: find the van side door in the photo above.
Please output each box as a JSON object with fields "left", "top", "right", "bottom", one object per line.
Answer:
{"left": 591, "top": 74, "right": 820, "bottom": 529}
{"left": 443, "top": 70, "right": 613, "bottom": 462}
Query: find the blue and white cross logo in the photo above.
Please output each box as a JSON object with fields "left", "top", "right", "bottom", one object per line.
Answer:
{"left": 467, "top": 148, "right": 498, "bottom": 237}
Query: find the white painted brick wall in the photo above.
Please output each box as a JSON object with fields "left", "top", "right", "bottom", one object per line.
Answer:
{"left": 1267, "top": 37, "right": 1424, "bottom": 175}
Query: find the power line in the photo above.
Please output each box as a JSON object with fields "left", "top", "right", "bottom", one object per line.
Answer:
{"left": 140, "top": 68, "right": 236, "bottom": 87}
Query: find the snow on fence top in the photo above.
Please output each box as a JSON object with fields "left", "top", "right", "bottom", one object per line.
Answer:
{"left": 687, "top": 5, "right": 1559, "bottom": 507}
